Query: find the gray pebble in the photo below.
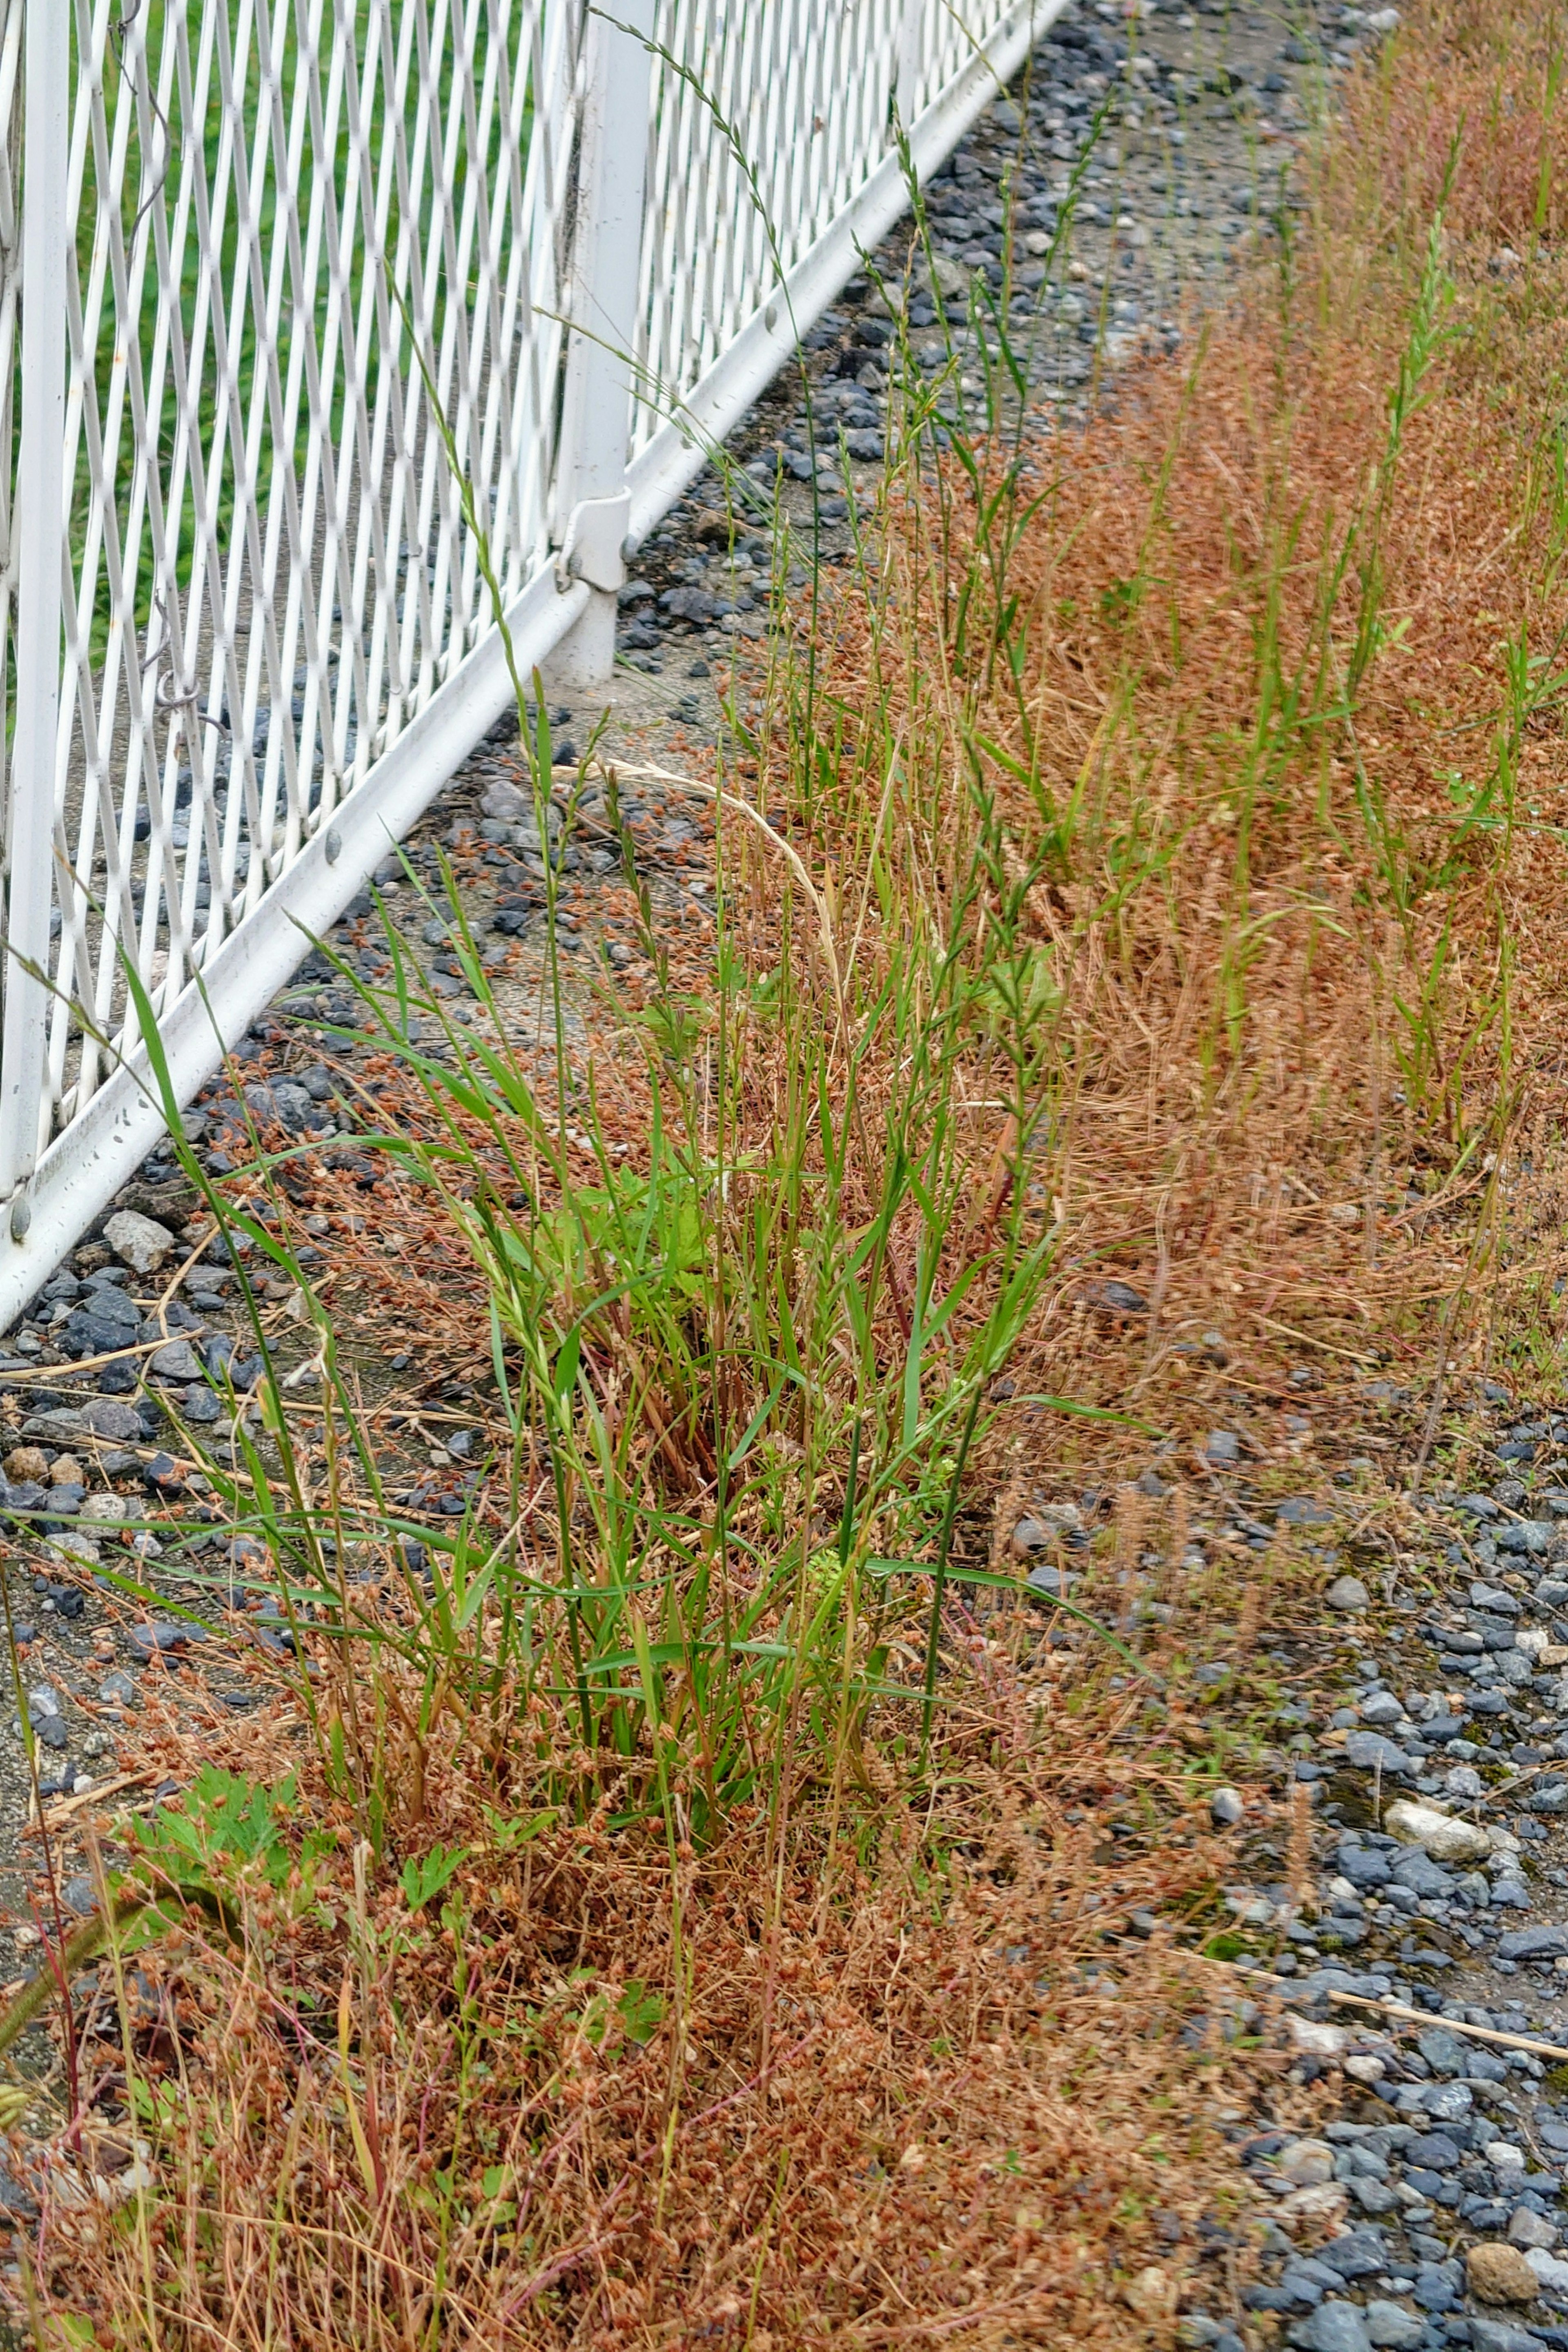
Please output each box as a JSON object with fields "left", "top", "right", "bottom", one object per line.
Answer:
{"left": 1327, "top": 1576, "right": 1371, "bottom": 1613}
{"left": 1496, "top": 1924, "right": 1568, "bottom": 1959}
{"left": 128, "top": 1620, "right": 207, "bottom": 1657}
{"left": 1286, "top": 2303, "right": 1371, "bottom": 2352}
{"left": 1469, "top": 2321, "right": 1546, "bottom": 2352}
{"left": 1508, "top": 2209, "right": 1558, "bottom": 2250}
{"left": 1362, "top": 2304, "right": 1423, "bottom": 2351}
{"left": 150, "top": 1339, "right": 204, "bottom": 1384}
{"left": 1344, "top": 1730, "right": 1409, "bottom": 1773}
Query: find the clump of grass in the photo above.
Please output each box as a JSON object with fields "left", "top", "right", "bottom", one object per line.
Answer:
{"left": 21, "top": 0, "right": 1568, "bottom": 2339}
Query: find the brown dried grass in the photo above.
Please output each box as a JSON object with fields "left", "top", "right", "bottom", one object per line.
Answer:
{"left": 27, "top": 1700, "right": 1290, "bottom": 2351}
{"left": 24, "top": 0, "right": 1568, "bottom": 2342}
{"left": 805, "top": 12, "right": 1568, "bottom": 1471}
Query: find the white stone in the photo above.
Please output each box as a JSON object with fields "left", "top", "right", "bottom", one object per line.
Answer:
{"left": 44, "top": 1533, "right": 100, "bottom": 1570}
{"left": 1226, "top": 1890, "right": 1276, "bottom": 1925}
{"left": 1486, "top": 2141, "right": 1526, "bottom": 2171}
{"left": 1527, "top": 2249, "right": 1568, "bottom": 2292}
{"left": 1287, "top": 2015, "right": 1348, "bottom": 2056}
{"left": 1383, "top": 1798, "right": 1493, "bottom": 1862}
{"left": 1345, "top": 2054, "right": 1387, "bottom": 2084}
{"left": 1276, "top": 2180, "right": 1350, "bottom": 2229}
{"left": 78, "top": 1492, "right": 142, "bottom": 1524}
{"left": 1277, "top": 2138, "right": 1335, "bottom": 2185}
{"left": 1122, "top": 2266, "right": 1174, "bottom": 2321}
{"left": 1510, "top": 2212, "right": 1558, "bottom": 2252}
{"left": 104, "top": 1208, "right": 176, "bottom": 1274}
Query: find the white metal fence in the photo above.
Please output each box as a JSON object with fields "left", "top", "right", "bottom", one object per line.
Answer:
{"left": 0, "top": 0, "right": 1058, "bottom": 1318}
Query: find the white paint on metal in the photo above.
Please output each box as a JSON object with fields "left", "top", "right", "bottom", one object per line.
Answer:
{"left": 548, "top": 0, "right": 656, "bottom": 687}
{"left": 627, "top": 0, "right": 1060, "bottom": 547}
{"left": 0, "top": 0, "right": 69, "bottom": 1223}
{"left": 0, "top": 565, "right": 590, "bottom": 1324}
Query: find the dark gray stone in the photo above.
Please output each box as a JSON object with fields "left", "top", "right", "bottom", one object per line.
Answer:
{"left": 62, "top": 1303, "right": 141, "bottom": 1357}
{"left": 1403, "top": 2132, "right": 1461, "bottom": 2171}
{"left": 1497, "top": 1924, "right": 1568, "bottom": 1960}
{"left": 1287, "top": 2306, "right": 1372, "bottom": 2352}
{"left": 243, "top": 1080, "right": 316, "bottom": 1134}
{"left": 1317, "top": 2232, "right": 1389, "bottom": 2281}
{"left": 1394, "top": 1854, "right": 1455, "bottom": 1898}
{"left": 1337, "top": 1845, "right": 1392, "bottom": 1889}
{"left": 659, "top": 586, "right": 722, "bottom": 624}
{"left": 1412, "top": 2264, "right": 1461, "bottom": 2313}
{"left": 1345, "top": 1731, "right": 1410, "bottom": 1773}
{"left": 128, "top": 1620, "right": 207, "bottom": 1657}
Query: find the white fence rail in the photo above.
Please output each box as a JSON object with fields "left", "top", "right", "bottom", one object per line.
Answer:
{"left": 0, "top": 0, "right": 1057, "bottom": 1319}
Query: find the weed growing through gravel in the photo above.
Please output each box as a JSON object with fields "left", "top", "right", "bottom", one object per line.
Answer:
{"left": 20, "top": 0, "right": 1568, "bottom": 2341}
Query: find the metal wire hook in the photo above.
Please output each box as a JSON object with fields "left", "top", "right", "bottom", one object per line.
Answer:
{"left": 143, "top": 592, "right": 229, "bottom": 740}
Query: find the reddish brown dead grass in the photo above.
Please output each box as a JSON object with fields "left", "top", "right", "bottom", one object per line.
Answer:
{"left": 27, "top": 1676, "right": 1301, "bottom": 2351}
{"left": 818, "top": 29, "right": 1568, "bottom": 1486}
{"left": 22, "top": 0, "right": 1568, "bottom": 2343}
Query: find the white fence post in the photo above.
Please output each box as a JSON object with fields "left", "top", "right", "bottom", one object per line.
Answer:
{"left": 0, "top": 0, "right": 67, "bottom": 1242}
{"left": 547, "top": 0, "right": 656, "bottom": 691}
{"left": 896, "top": 0, "right": 924, "bottom": 129}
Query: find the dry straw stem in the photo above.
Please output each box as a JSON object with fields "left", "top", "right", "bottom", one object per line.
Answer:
{"left": 566, "top": 755, "right": 844, "bottom": 1000}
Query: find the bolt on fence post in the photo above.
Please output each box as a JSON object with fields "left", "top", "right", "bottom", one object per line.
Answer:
{"left": 546, "top": 0, "right": 656, "bottom": 694}
{"left": 0, "top": 0, "right": 68, "bottom": 1240}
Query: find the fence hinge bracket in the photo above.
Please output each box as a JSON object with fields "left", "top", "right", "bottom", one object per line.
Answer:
{"left": 555, "top": 494, "right": 631, "bottom": 595}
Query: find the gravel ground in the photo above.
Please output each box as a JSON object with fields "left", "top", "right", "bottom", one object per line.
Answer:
{"left": 0, "top": 0, "right": 1452, "bottom": 2263}
{"left": 1155, "top": 1386, "right": 1568, "bottom": 2352}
